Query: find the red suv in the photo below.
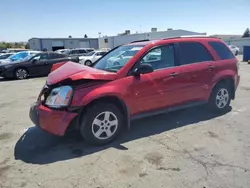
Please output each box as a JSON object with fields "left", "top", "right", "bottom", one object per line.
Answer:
{"left": 29, "top": 36, "right": 240, "bottom": 145}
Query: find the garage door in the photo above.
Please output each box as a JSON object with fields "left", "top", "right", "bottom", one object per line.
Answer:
{"left": 79, "top": 41, "right": 90, "bottom": 48}
{"left": 52, "top": 41, "right": 64, "bottom": 47}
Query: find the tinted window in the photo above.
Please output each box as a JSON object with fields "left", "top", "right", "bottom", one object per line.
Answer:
{"left": 50, "top": 53, "right": 67, "bottom": 59}
{"left": 209, "top": 42, "right": 235, "bottom": 60}
{"left": 140, "top": 45, "right": 175, "bottom": 70}
{"left": 86, "top": 49, "right": 94, "bottom": 52}
{"left": 178, "top": 42, "right": 213, "bottom": 65}
{"left": 0, "top": 54, "right": 11, "bottom": 59}
{"left": 70, "top": 50, "right": 79, "bottom": 54}
{"left": 32, "top": 53, "right": 49, "bottom": 60}
{"left": 79, "top": 49, "right": 87, "bottom": 54}
{"left": 100, "top": 52, "right": 107, "bottom": 56}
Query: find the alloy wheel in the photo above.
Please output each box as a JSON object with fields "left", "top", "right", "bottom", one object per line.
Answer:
{"left": 16, "top": 69, "right": 27, "bottom": 79}
{"left": 216, "top": 88, "right": 229, "bottom": 108}
{"left": 92, "top": 111, "right": 118, "bottom": 140}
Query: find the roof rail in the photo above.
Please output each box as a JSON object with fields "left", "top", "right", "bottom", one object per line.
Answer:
{"left": 129, "top": 39, "right": 150, "bottom": 43}
{"left": 163, "top": 35, "right": 218, "bottom": 40}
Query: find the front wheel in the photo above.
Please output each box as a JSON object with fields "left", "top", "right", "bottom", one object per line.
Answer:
{"left": 85, "top": 60, "right": 92, "bottom": 66}
{"left": 209, "top": 83, "right": 231, "bottom": 113}
{"left": 235, "top": 51, "right": 238, "bottom": 56}
{"left": 15, "top": 68, "right": 28, "bottom": 80}
{"left": 80, "top": 102, "right": 124, "bottom": 145}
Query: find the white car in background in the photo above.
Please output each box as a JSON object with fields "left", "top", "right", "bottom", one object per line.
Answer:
{"left": 228, "top": 45, "right": 240, "bottom": 56}
{"left": 79, "top": 51, "right": 107, "bottom": 66}
{"left": 55, "top": 49, "right": 68, "bottom": 54}
{"left": 107, "top": 46, "right": 143, "bottom": 66}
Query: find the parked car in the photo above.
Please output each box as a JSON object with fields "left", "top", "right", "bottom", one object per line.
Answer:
{"left": 107, "top": 46, "right": 143, "bottom": 66}
{"left": 79, "top": 51, "right": 107, "bottom": 66}
{"left": 29, "top": 36, "right": 240, "bottom": 146}
{"left": 0, "top": 53, "right": 15, "bottom": 60}
{"left": 55, "top": 49, "right": 68, "bottom": 54}
{"left": 0, "top": 51, "right": 40, "bottom": 64}
{"left": 0, "top": 52, "right": 79, "bottom": 79}
{"left": 63, "top": 48, "right": 95, "bottom": 56}
{"left": 228, "top": 45, "right": 240, "bottom": 56}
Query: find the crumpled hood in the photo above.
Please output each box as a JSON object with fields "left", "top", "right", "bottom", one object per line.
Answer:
{"left": 47, "top": 61, "right": 117, "bottom": 85}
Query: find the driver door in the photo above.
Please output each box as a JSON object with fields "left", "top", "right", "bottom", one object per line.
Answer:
{"left": 29, "top": 53, "right": 51, "bottom": 76}
{"left": 129, "top": 44, "right": 181, "bottom": 115}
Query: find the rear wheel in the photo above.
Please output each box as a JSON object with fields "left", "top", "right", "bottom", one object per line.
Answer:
{"left": 15, "top": 68, "right": 28, "bottom": 80}
{"left": 85, "top": 60, "right": 92, "bottom": 66}
{"left": 235, "top": 51, "right": 238, "bottom": 56}
{"left": 80, "top": 102, "right": 124, "bottom": 145}
{"left": 209, "top": 83, "right": 231, "bottom": 113}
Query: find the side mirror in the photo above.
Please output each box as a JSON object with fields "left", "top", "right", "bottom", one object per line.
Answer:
{"left": 133, "top": 63, "right": 153, "bottom": 76}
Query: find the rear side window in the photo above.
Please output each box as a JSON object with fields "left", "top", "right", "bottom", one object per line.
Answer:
{"left": 209, "top": 42, "right": 234, "bottom": 60}
{"left": 79, "top": 49, "right": 87, "bottom": 54}
{"left": 178, "top": 42, "right": 213, "bottom": 65}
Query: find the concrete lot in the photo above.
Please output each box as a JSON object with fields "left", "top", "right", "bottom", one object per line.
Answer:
{"left": 0, "top": 56, "right": 250, "bottom": 188}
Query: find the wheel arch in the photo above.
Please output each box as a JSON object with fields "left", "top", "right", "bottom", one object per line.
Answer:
{"left": 212, "top": 77, "right": 235, "bottom": 99}
{"left": 78, "top": 95, "right": 130, "bottom": 130}
{"left": 14, "top": 66, "right": 29, "bottom": 78}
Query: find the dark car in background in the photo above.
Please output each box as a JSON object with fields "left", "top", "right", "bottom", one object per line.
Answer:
{"left": 0, "top": 52, "right": 79, "bottom": 79}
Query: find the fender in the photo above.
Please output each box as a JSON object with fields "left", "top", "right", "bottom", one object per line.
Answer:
{"left": 71, "top": 83, "right": 132, "bottom": 129}
{"left": 212, "top": 69, "right": 235, "bottom": 88}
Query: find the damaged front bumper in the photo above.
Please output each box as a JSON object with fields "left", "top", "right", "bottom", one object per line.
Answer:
{"left": 29, "top": 102, "right": 78, "bottom": 136}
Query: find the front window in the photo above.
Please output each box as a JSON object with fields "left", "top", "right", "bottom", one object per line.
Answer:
{"left": 94, "top": 45, "right": 144, "bottom": 72}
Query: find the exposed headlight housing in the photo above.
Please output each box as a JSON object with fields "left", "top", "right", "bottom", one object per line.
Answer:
{"left": 45, "top": 86, "right": 73, "bottom": 108}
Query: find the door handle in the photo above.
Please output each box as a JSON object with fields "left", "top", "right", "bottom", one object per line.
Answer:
{"left": 169, "top": 72, "right": 178, "bottom": 77}
{"left": 208, "top": 65, "right": 215, "bottom": 70}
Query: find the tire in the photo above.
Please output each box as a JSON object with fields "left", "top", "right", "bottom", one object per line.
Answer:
{"left": 80, "top": 102, "right": 124, "bottom": 145}
{"left": 85, "top": 60, "right": 92, "bottom": 66}
{"left": 235, "top": 51, "right": 238, "bottom": 56}
{"left": 113, "top": 61, "right": 120, "bottom": 66}
{"left": 208, "top": 83, "right": 231, "bottom": 113}
{"left": 15, "top": 68, "right": 28, "bottom": 80}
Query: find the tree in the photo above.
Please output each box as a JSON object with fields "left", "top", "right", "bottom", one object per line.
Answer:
{"left": 242, "top": 28, "right": 250, "bottom": 38}
{"left": 68, "top": 35, "right": 72, "bottom": 38}
{"left": 84, "top": 34, "right": 88, "bottom": 38}
{"left": 25, "top": 43, "right": 30, "bottom": 49}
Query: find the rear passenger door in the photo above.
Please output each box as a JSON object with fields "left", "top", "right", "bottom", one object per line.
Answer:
{"left": 29, "top": 53, "right": 50, "bottom": 76}
{"left": 177, "top": 42, "right": 215, "bottom": 102}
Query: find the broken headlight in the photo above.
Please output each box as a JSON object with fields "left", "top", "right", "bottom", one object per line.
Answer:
{"left": 45, "top": 86, "right": 73, "bottom": 108}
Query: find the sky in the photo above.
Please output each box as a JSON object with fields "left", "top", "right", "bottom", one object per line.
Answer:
{"left": 0, "top": 0, "right": 249, "bottom": 42}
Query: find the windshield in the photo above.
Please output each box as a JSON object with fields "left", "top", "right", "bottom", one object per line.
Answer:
{"left": 9, "top": 52, "right": 29, "bottom": 61}
{"left": 62, "top": 50, "right": 70, "bottom": 55}
{"left": 21, "top": 53, "right": 37, "bottom": 61}
{"left": 94, "top": 45, "right": 144, "bottom": 72}
{"left": 85, "top": 51, "right": 95, "bottom": 56}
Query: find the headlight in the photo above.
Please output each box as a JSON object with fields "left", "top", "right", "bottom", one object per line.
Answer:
{"left": 45, "top": 86, "right": 73, "bottom": 108}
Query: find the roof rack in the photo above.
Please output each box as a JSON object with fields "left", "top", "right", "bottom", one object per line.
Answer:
{"left": 129, "top": 39, "right": 150, "bottom": 43}
{"left": 163, "top": 35, "right": 218, "bottom": 40}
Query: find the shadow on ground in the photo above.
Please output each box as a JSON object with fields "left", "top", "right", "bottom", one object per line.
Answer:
{"left": 14, "top": 106, "right": 232, "bottom": 164}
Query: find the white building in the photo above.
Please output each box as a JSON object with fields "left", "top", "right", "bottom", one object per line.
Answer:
{"left": 98, "top": 29, "right": 207, "bottom": 49}
{"left": 29, "top": 29, "right": 206, "bottom": 51}
{"left": 28, "top": 38, "right": 99, "bottom": 51}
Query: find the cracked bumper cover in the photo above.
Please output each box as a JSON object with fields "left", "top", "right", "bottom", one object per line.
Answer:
{"left": 29, "top": 102, "right": 78, "bottom": 136}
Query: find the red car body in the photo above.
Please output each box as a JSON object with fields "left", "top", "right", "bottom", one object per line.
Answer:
{"left": 30, "top": 37, "right": 240, "bottom": 138}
